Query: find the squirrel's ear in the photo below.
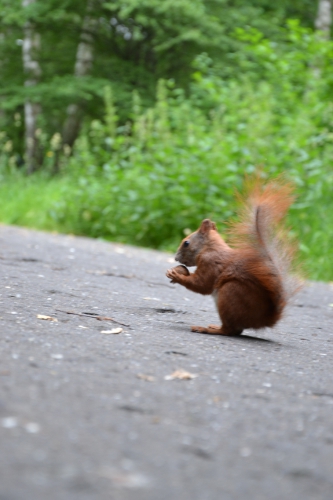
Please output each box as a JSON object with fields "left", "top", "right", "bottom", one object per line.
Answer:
{"left": 199, "top": 219, "right": 216, "bottom": 234}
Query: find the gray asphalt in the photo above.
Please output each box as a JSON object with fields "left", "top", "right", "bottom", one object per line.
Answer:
{"left": 1, "top": 225, "right": 333, "bottom": 500}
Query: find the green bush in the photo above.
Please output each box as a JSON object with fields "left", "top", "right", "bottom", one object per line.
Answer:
{"left": 1, "top": 22, "right": 333, "bottom": 280}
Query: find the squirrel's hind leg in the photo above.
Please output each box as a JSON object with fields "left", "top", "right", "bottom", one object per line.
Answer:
{"left": 191, "top": 325, "right": 243, "bottom": 336}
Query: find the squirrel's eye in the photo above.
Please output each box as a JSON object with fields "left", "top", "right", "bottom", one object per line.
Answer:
{"left": 183, "top": 240, "right": 190, "bottom": 247}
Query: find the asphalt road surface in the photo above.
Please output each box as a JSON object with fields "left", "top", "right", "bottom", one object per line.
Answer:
{"left": 1, "top": 225, "right": 333, "bottom": 500}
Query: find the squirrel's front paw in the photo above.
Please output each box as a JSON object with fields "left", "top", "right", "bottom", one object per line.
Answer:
{"left": 166, "top": 268, "right": 179, "bottom": 283}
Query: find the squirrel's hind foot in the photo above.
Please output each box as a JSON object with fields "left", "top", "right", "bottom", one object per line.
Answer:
{"left": 191, "top": 325, "right": 243, "bottom": 336}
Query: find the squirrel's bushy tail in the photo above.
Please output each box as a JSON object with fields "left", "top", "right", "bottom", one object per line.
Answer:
{"left": 228, "top": 175, "right": 302, "bottom": 304}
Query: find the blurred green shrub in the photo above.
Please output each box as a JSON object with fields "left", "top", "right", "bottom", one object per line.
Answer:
{"left": 1, "top": 21, "right": 333, "bottom": 279}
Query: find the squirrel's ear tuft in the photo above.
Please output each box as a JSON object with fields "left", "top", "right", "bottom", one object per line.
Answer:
{"left": 199, "top": 219, "right": 216, "bottom": 233}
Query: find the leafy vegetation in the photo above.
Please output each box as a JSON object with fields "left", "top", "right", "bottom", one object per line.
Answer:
{"left": 0, "top": 0, "right": 321, "bottom": 152}
{"left": 0, "top": 3, "right": 333, "bottom": 280}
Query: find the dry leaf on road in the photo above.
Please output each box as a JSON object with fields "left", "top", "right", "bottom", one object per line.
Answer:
{"left": 137, "top": 373, "right": 155, "bottom": 382}
{"left": 164, "top": 369, "right": 198, "bottom": 381}
{"left": 101, "top": 328, "right": 123, "bottom": 334}
{"left": 50, "top": 354, "right": 63, "bottom": 360}
{"left": 37, "top": 314, "right": 58, "bottom": 322}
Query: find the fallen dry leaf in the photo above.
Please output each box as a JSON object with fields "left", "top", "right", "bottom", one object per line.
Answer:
{"left": 101, "top": 328, "right": 123, "bottom": 334}
{"left": 137, "top": 373, "right": 155, "bottom": 382}
{"left": 164, "top": 369, "right": 198, "bottom": 381}
{"left": 37, "top": 314, "right": 58, "bottom": 322}
{"left": 51, "top": 354, "right": 63, "bottom": 360}
{"left": 2, "top": 417, "right": 18, "bottom": 429}
{"left": 98, "top": 467, "right": 150, "bottom": 488}
{"left": 24, "top": 422, "right": 41, "bottom": 434}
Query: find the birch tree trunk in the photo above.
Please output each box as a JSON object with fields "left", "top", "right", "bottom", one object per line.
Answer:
{"left": 315, "top": 0, "right": 332, "bottom": 38}
{"left": 0, "top": 34, "right": 4, "bottom": 124}
{"left": 22, "top": 0, "right": 42, "bottom": 174}
{"left": 62, "top": 2, "right": 96, "bottom": 150}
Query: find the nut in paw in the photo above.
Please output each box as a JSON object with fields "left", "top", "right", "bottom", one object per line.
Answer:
{"left": 173, "top": 265, "right": 190, "bottom": 276}
{"left": 166, "top": 265, "right": 189, "bottom": 283}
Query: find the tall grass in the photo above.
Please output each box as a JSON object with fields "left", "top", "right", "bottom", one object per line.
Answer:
{"left": 0, "top": 173, "right": 72, "bottom": 232}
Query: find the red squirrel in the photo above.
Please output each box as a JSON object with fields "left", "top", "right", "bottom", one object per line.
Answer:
{"left": 166, "top": 177, "right": 301, "bottom": 336}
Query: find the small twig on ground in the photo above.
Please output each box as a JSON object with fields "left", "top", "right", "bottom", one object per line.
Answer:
{"left": 86, "top": 269, "right": 174, "bottom": 288}
{"left": 87, "top": 270, "right": 135, "bottom": 279}
{"left": 55, "top": 309, "right": 130, "bottom": 327}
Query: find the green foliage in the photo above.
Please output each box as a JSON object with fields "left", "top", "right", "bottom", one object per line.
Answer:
{"left": 0, "top": 0, "right": 322, "bottom": 154}
{"left": 1, "top": 9, "right": 333, "bottom": 280}
{"left": 41, "top": 24, "right": 333, "bottom": 280}
{"left": 0, "top": 0, "right": 227, "bottom": 145}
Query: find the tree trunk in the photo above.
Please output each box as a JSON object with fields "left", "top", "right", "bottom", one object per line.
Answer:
{"left": 315, "top": 0, "right": 332, "bottom": 38}
{"left": 62, "top": 2, "right": 96, "bottom": 150}
{"left": 22, "top": 0, "right": 42, "bottom": 174}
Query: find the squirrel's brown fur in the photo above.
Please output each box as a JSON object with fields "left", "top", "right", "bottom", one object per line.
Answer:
{"left": 166, "top": 176, "right": 301, "bottom": 336}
